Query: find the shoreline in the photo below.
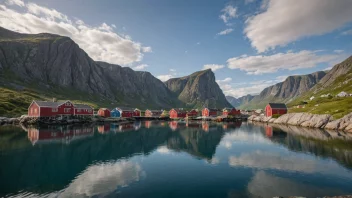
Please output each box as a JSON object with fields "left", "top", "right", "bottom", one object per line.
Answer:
{"left": 248, "top": 112, "right": 352, "bottom": 133}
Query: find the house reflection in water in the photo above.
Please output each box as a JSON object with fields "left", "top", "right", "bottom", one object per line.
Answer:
{"left": 169, "top": 121, "right": 178, "bottom": 131}
{"left": 119, "top": 123, "right": 135, "bottom": 132}
{"left": 264, "top": 125, "right": 287, "bottom": 139}
{"left": 97, "top": 124, "right": 111, "bottom": 134}
{"left": 145, "top": 121, "right": 152, "bottom": 128}
{"left": 27, "top": 125, "right": 94, "bottom": 145}
{"left": 222, "top": 122, "right": 242, "bottom": 130}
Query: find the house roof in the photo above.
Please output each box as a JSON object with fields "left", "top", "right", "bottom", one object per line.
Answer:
{"left": 171, "top": 108, "right": 187, "bottom": 113}
{"left": 117, "top": 107, "right": 135, "bottom": 111}
{"left": 268, "top": 103, "right": 287, "bottom": 109}
{"left": 205, "top": 108, "right": 221, "bottom": 111}
{"left": 75, "top": 104, "right": 93, "bottom": 109}
{"left": 223, "top": 107, "right": 236, "bottom": 111}
{"left": 34, "top": 101, "right": 70, "bottom": 107}
{"left": 147, "top": 110, "right": 163, "bottom": 113}
{"left": 99, "top": 108, "right": 110, "bottom": 111}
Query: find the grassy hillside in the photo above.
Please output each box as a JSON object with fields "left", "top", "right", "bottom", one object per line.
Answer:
{"left": 0, "top": 86, "right": 102, "bottom": 117}
{"left": 288, "top": 67, "right": 352, "bottom": 119}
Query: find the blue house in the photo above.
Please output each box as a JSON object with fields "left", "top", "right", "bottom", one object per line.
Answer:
{"left": 111, "top": 108, "right": 121, "bottom": 117}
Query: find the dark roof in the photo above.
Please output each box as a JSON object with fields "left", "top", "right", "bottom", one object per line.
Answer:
{"left": 75, "top": 104, "right": 93, "bottom": 109}
{"left": 268, "top": 103, "right": 287, "bottom": 109}
{"left": 206, "top": 108, "right": 221, "bottom": 111}
{"left": 147, "top": 110, "right": 163, "bottom": 113}
{"left": 34, "top": 101, "right": 67, "bottom": 107}
{"left": 117, "top": 107, "right": 135, "bottom": 111}
{"left": 223, "top": 107, "right": 236, "bottom": 111}
{"left": 172, "top": 108, "right": 187, "bottom": 113}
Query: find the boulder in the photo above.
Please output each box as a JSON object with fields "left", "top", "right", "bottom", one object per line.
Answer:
{"left": 300, "top": 114, "right": 332, "bottom": 128}
{"left": 325, "top": 113, "right": 352, "bottom": 132}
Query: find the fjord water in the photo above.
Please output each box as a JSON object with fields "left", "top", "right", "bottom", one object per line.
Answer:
{"left": 1, "top": 122, "right": 352, "bottom": 198}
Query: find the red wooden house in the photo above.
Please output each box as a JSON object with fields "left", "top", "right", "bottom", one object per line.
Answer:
{"left": 265, "top": 103, "right": 287, "bottom": 117}
{"left": 28, "top": 100, "right": 75, "bottom": 118}
{"left": 187, "top": 109, "right": 198, "bottom": 118}
{"left": 202, "top": 108, "right": 221, "bottom": 117}
{"left": 74, "top": 104, "right": 94, "bottom": 117}
{"left": 97, "top": 108, "right": 111, "bottom": 118}
{"left": 145, "top": 110, "right": 163, "bottom": 117}
{"left": 133, "top": 109, "right": 141, "bottom": 117}
{"left": 116, "top": 107, "right": 134, "bottom": 118}
{"left": 169, "top": 108, "right": 187, "bottom": 119}
{"left": 222, "top": 108, "right": 241, "bottom": 116}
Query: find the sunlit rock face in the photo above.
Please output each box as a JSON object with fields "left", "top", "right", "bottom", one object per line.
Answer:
{"left": 60, "top": 160, "right": 145, "bottom": 197}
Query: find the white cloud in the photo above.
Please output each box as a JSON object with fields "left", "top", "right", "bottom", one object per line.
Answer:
{"left": 5, "top": 0, "right": 24, "bottom": 7}
{"left": 217, "top": 28, "right": 233, "bottom": 35}
{"left": 245, "top": 0, "right": 352, "bottom": 52}
{"left": 169, "top": 69, "right": 176, "bottom": 72}
{"left": 157, "top": 146, "right": 171, "bottom": 154}
{"left": 0, "top": 3, "right": 150, "bottom": 65}
{"left": 61, "top": 161, "right": 144, "bottom": 197}
{"left": 245, "top": 0, "right": 256, "bottom": 4}
{"left": 334, "top": 50, "right": 344, "bottom": 53}
{"left": 133, "top": 64, "right": 148, "bottom": 71}
{"left": 157, "top": 74, "right": 174, "bottom": 82}
{"left": 275, "top": 75, "right": 288, "bottom": 82}
{"left": 203, "top": 64, "right": 224, "bottom": 71}
{"left": 227, "top": 50, "right": 342, "bottom": 75}
{"left": 219, "top": 5, "right": 237, "bottom": 24}
{"left": 196, "top": 42, "right": 201, "bottom": 45}
{"left": 324, "top": 66, "right": 333, "bottom": 71}
{"left": 341, "top": 29, "right": 352, "bottom": 35}
{"left": 142, "top": 46, "right": 152, "bottom": 53}
{"left": 217, "top": 77, "right": 232, "bottom": 84}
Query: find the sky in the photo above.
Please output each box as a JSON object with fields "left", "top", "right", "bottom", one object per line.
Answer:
{"left": 0, "top": 0, "right": 352, "bottom": 98}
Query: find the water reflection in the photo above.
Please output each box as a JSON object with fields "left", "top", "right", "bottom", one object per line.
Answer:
{"left": 1, "top": 121, "right": 352, "bottom": 197}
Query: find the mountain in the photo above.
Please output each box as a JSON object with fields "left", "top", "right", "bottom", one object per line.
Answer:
{"left": 289, "top": 56, "right": 352, "bottom": 119}
{"left": 0, "top": 27, "right": 180, "bottom": 115}
{"left": 240, "top": 71, "right": 327, "bottom": 109}
{"left": 226, "top": 95, "right": 254, "bottom": 108}
{"left": 165, "top": 69, "right": 232, "bottom": 109}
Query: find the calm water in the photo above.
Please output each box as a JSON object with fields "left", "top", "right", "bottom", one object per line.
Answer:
{"left": 1, "top": 121, "right": 352, "bottom": 198}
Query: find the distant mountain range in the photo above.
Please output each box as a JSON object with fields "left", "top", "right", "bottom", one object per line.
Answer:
{"left": 226, "top": 95, "right": 254, "bottom": 108}
{"left": 0, "top": 27, "right": 231, "bottom": 116}
{"left": 225, "top": 55, "right": 352, "bottom": 118}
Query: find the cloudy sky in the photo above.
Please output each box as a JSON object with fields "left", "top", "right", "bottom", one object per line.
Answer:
{"left": 1, "top": 0, "right": 352, "bottom": 97}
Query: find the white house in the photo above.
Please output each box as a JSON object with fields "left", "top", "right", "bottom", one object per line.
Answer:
{"left": 310, "top": 96, "right": 315, "bottom": 101}
{"left": 337, "top": 91, "right": 348, "bottom": 97}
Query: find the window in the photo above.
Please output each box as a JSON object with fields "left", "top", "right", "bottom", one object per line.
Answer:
{"left": 34, "top": 108, "right": 37, "bottom": 113}
{"left": 77, "top": 109, "right": 81, "bottom": 113}
{"left": 88, "top": 109, "right": 92, "bottom": 113}
{"left": 64, "top": 108, "right": 71, "bottom": 113}
{"left": 52, "top": 108, "right": 58, "bottom": 112}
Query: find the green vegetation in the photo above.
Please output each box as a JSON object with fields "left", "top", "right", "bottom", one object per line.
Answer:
{"left": 271, "top": 114, "right": 282, "bottom": 118}
{"left": 288, "top": 68, "right": 352, "bottom": 119}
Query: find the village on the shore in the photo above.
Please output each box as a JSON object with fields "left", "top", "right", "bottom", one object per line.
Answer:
{"left": 25, "top": 99, "right": 288, "bottom": 121}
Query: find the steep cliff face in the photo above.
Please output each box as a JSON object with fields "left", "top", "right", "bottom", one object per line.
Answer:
{"left": 226, "top": 95, "right": 254, "bottom": 108}
{"left": 165, "top": 69, "right": 232, "bottom": 108}
{"left": 240, "top": 71, "right": 326, "bottom": 109}
{"left": 0, "top": 27, "right": 179, "bottom": 109}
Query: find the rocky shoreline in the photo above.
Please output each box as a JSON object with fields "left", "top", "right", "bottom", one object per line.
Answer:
{"left": 0, "top": 116, "right": 135, "bottom": 126}
{"left": 248, "top": 113, "right": 352, "bottom": 133}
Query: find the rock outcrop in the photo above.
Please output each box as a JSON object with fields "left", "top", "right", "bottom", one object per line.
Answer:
{"left": 165, "top": 69, "right": 232, "bottom": 108}
{"left": 248, "top": 113, "right": 352, "bottom": 131}
{"left": 325, "top": 113, "right": 352, "bottom": 132}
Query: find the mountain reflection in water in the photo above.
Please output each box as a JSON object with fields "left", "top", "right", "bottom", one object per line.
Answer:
{"left": 0, "top": 121, "right": 352, "bottom": 198}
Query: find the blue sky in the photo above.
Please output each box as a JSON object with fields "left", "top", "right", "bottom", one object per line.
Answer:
{"left": 1, "top": 0, "right": 352, "bottom": 97}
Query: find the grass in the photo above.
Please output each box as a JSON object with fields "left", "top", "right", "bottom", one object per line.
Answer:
{"left": 288, "top": 69, "right": 352, "bottom": 119}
